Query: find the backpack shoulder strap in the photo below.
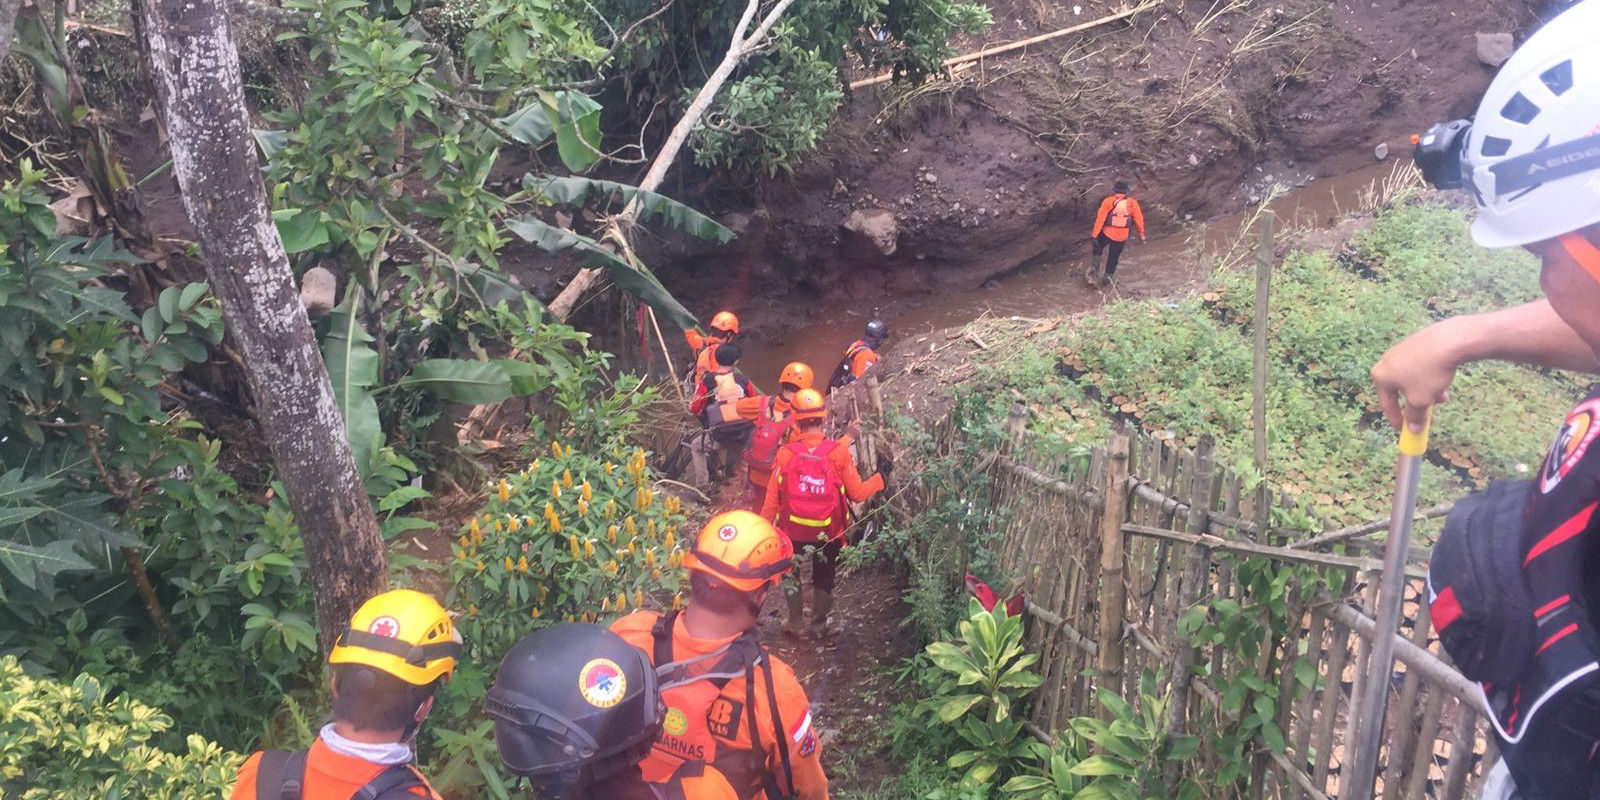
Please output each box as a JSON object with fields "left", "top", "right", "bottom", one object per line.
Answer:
{"left": 812, "top": 439, "right": 839, "bottom": 459}
{"left": 651, "top": 609, "right": 679, "bottom": 666}
{"left": 760, "top": 654, "right": 797, "bottom": 800}
{"left": 355, "top": 764, "right": 429, "bottom": 800}
{"left": 255, "top": 748, "right": 307, "bottom": 800}
{"left": 745, "top": 652, "right": 797, "bottom": 800}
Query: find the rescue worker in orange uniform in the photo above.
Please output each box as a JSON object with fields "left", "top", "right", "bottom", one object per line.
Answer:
{"left": 488, "top": 622, "right": 740, "bottom": 800}
{"left": 611, "top": 511, "right": 831, "bottom": 800}
{"left": 827, "top": 319, "right": 888, "bottom": 390}
{"left": 1087, "top": 180, "right": 1146, "bottom": 286}
{"left": 732, "top": 361, "right": 815, "bottom": 507}
{"left": 760, "top": 389, "right": 885, "bottom": 638}
{"left": 685, "top": 311, "right": 740, "bottom": 385}
{"left": 690, "top": 343, "right": 759, "bottom": 483}
{"left": 229, "top": 590, "right": 461, "bottom": 800}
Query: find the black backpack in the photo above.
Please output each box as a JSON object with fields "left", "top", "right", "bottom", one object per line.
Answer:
{"left": 1428, "top": 480, "right": 1538, "bottom": 685}
{"left": 254, "top": 748, "right": 426, "bottom": 800}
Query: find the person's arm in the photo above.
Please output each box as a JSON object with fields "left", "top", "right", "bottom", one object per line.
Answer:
{"left": 1090, "top": 197, "right": 1110, "bottom": 239}
{"left": 685, "top": 329, "right": 705, "bottom": 351}
{"left": 1372, "top": 299, "right": 1600, "bottom": 432}
{"left": 760, "top": 451, "right": 788, "bottom": 521}
{"left": 226, "top": 752, "right": 264, "bottom": 800}
{"left": 831, "top": 446, "right": 884, "bottom": 503}
{"left": 734, "top": 395, "right": 766, "bottom": 421}
{"left": 689, "top": 378, "right": 711, "bottom": 416}
{"left": 1132, "top": 200, "right": 1146, "bottom": 240}
{"left": 758, "top": 663, "right": 830, "bottom": 800}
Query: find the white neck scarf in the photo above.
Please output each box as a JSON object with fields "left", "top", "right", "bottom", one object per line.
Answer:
{"left": 319, "top": 723, "right": 415, "bottom": 766}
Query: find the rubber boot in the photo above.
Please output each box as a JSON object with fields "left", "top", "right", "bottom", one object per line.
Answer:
{"left": 784, "top": 588, "right": 806, "bottom": 637}
{"left": 1086, "top": 249, "right": 1102, "bottom": 286}
{"left": 810, "top": 590, "right": 835, "bottom": 640}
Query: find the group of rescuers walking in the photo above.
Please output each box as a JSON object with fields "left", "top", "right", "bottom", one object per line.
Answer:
{"left": 223, "top": 5, "right": 1600, "bottom": 797}
{"left": 229, "top": 323, "right": 890, "bottom": 800}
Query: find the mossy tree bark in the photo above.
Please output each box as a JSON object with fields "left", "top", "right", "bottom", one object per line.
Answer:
{"left": 133, "top": 0, "right": 387, "bottom": 655}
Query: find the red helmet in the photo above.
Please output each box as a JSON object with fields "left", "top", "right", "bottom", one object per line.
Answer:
{"left": 684, "top": 511, "right": 792, "bottom": 592}
{"left": 709, "top": 311, "right": 739, "bottom": 336}
{"left": 778, "top": 362, "right": 814, "bottom": 391}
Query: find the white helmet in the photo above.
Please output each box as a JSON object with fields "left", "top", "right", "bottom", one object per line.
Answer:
{"left": 1466, "top": 0, "right": 1600, "bottom": 248}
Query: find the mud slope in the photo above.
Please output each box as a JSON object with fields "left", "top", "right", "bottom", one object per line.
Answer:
{"left": 657, "top": 0, "right": 1538, "bottom": 318}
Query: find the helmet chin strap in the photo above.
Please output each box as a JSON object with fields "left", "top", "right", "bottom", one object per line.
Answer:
{"left": 1559, "top": 232, "right": 1600, "bottom": 284}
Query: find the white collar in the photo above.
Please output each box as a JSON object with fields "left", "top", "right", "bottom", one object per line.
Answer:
{"left": 319, "top": 723, "right": 415, "bottom": 766}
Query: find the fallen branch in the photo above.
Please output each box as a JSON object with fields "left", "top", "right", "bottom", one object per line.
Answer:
{"left": 654, "top": 478, "right": 712, "bottom": 505}
{"left": 1286, "top": 502, "right": 1455, "bottom": 551}
{"left": 849, "top": 1, "right": 1160, "bottom": 89}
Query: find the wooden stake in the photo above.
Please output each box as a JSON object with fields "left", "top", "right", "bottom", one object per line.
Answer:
{"left": 1252, "top": 209, "right": 1275, "bottom": 539}
{"left": 1097, "top": 430, "right": 1131, "bottom": 705}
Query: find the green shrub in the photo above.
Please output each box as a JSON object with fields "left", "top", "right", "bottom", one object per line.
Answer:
{"left": 0, "top": 656, "right": 243, "bottom": 799}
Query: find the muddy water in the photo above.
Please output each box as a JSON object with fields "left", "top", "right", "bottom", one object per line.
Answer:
{"left": 738, "top": 160, "right": 1414, "bottom": 386}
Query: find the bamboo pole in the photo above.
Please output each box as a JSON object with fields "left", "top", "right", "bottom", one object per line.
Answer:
{"left": 1252, "top": 210, "right": 1275, "bottom": 539}
{"left": 1120, "top": 524, "right": 1427, "bottom": 576}
{"left": 1163, "top": 436, "right": 1214, "bottom": 794}
{"left": 1096, "top": 431, "right": 1132, "bottom": 705}
{"left": 1326, "top": 602, "right": 1482, "bottom": 710}
{"left": 848, "top": 1, "right": 1160, "bottom": 89}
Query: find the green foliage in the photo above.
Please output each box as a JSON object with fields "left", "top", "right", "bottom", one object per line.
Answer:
{"left": 0, "top": 656, "right": 244, "bottom": 799}
{"left": 916, "top": 599, "right": 1048, "bottom": 788}
{"left": 691, "top": 38, "right": 844, "bottom": 178}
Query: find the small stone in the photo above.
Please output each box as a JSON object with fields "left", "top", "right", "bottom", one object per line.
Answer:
{"left": 1476, "top": 32, "right": 1514, "bottom": 68}
{"left": 977, "top": 207, "right": 988, "bottom": 216}
{"left": 1188, "top": 153, "right": 1200, "bottom": 166}
{"left": 554, "top": 211, "right": 573, "bottom": 229}
{"left": 1374, "top": 142, "right": 1390, "bottom": 161}
{"left": 1247, "top": 194, "right": 1262, "bottom": 205}
{"left": 922, "top": 172, "right": 938, "bottom": 184}
{"left": 832, "top": 178, "right": 849, "bottom": 198}
{"left": 1009, "top": 152, "right": 1019, "bottom": 160}
{"left": 301, "top": 266, "right": 337, "bottom": 320}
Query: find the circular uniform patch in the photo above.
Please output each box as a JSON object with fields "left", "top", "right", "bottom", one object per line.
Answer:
{"left": 1541, "top": 399, "right": 1600, "bottom": 494}
{"left": 717, "top": 524, "right": 738, "bottom": 542}
{"left": 663, "top": 707, "right": 689, "bottom": 737}
{"left": 578, "top": 658, "right": 626, "bottom": 708}
{"left": 368, "top": 616, "right": 401, "bottom": 638}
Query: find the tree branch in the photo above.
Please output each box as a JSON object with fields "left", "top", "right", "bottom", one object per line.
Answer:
{"left": 0, "top": 0, "right": 24, "bottom": 63}
{"left": 85, "top": 428, "right": 183, "bottom": 650}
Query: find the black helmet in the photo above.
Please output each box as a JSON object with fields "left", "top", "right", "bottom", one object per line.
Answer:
{"left": 487, "top": 624, "right": 663, "bottom": 791}
{"left": 863, "top": 319, "right": 889, "bottom": 346}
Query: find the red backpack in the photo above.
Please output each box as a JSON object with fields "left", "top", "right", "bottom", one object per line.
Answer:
{"left": 776, "top": 440, "right": 847, "bottom": 542}
{"left": 745, "top": 397, "right": 792, "bottom": 473}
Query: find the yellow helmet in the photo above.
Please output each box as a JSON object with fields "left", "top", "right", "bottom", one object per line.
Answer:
{"left": 329, "top": 589, "right": 463, "bottom": 686}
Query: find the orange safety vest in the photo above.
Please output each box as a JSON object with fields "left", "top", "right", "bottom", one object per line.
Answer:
{"left": 1108, "top": 197, "right": 1132, "bottom": 229}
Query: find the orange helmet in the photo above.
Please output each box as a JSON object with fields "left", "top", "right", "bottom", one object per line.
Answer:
{"left": 790, "top": 388, "right": 826, "bottom": 421}
{"left": 709, "top": 311, "right": 739, "bottom": 335}
{"left": 778, "top": 362, "right": 814, "bottom": 391}
{"left": 684, "top": 510, "right": 792, "bottom": 592}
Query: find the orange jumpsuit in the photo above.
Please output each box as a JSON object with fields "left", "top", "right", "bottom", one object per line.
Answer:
{"left": 685, "top": 330, "right": 727, "bottom": 385}
{"left": 760, "top": 430, "right": 885, "bottom": 537}
{"left": 229, "top": 739, "right": 439, "bottom": 800}
{"left": 611, "top": 611, "right": 830, "bottom": 800}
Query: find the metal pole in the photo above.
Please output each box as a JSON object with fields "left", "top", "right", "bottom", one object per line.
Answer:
{"left": 1346, "top": 415, "right": 1431, "bottom": 800}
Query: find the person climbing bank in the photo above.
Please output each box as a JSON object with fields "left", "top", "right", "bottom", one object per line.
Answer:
{"left": 759, "top": 389, "right": 885, "bottom": 638}
{"left": 686, "top": 311, "right": 740, "bottom": 385}
{"left": 1371, "top": 6, "right": 1600, "bottom": 799}
{"left": 1087, "top": 180, "right": 1146, "bottom": 286}
{"left": 827, "top": 319, "right": 888, "bottom": 390}
{"left": 229, "top": 590, "right": 462, "bottom": 800}
{"left": 610, "top": 511, "right": 831, "bottom": 800}
{"left": 732, "top": 361, "right": 815, "bottom": 508}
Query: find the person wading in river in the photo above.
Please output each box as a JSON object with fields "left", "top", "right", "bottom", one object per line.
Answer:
{"left": 1087, "top": 180, "right": 1146, "bottom": 287}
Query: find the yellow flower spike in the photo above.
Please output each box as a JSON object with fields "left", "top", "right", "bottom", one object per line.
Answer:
{"left": 606, "top": 559, "right": 618, "bottom": 575}
{"left": 475, "top": 560, "right": 485, "bottom": 573}
{"left": 494, "top": 519, "right": 504, "bottom": 533}
{"left": 645, "top": 549, "right": 656, "bottom": 568}
{"left": 469, "top": 603, "right": 478, "bottom": 616}
{"left": 584, "top": 539, "right": 596, "bottom": 559}
{"left": 578, "top": 498, "right": 589, "bottom": 516}
{"left": 544, "top": 502, "right": 556, "bottom": 520}
{"left": 569, "top": 534, "right": 581, "bottom": 560}
{"left": 531, "top": 458, "right": 540, "bottom": 473}
{"left": 518, "top": 555, "right": 529, "bottom": 573}
{"left": 565, "top": 444, "right": 573, "bottom": 457}
{"left": 552, "top": 480, "right": 562, "bottom": 498}
{"left": 498, "top": 478, "right": 510, "bottom": 502}
{"left": 634, "top": 589, "right": 644, "bottom": 607}
{"left": 601, "top": 596, "right": 611, "bottom": 612}
{"left": 607, "top": 524, "right": 618, "bottom": 544}
{"left": 627, "top": 541, "right": 636, "bottom": 557}
{"left": 551, "top": 440, "right": 563, "bottom": 459}
{"left": 470, "top": 519, "right": 481, "bottom": 538}
{"left": 617, "top": 592, "right": 628, "bottom": 611}
{"left": 605, "top": 462, "right": 615, "bottom": 475}
{"left": 605, "top": 499, "right": 618, "bottom": 519}
{"left": 582, "top": 481, "right": 593, "bottom": 502}
{"left": 647, "top": 519, "right": 657, "bottom": 539}
{"left": 504, "top": 556, "right": 514, "bottom": 571}
{"left": 508, "top": 516, "right": 521, "bottom": 533}
{"left": 550, "top": 515, "right": 562, "bottom": 534}
{"left": 562, "top": 469, "right": 573, "bottom": 489}
{"left": 531, "top": 607, "right": 541, "bottom": 619}
{"left": 672, "top": 594, "right": 683, "bottom": 611}
{"left": 625, "top": 516, "right": 638, "bottom": 537}
{"left": 652, "top": 567, "right": 662, "bottom": 581}
{"left": 458, "top": 534, "right": 469, "bottom": 549}
{"left": 664, "top": 530, "right": 675, "bottom": 550}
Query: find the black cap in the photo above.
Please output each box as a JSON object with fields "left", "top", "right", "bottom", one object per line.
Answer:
{"left": 714, "top": 343, "right": 742, "bottom": 366}
{"left": 1113, "top": 180, "right": 1130, "bottom": 194}
{"left": 487, "top": 624, "right": 662, "bottom": 789}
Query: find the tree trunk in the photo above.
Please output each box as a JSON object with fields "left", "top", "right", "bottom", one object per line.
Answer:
{"left": 133, "top": 0, "right": 387, "bottom": 654}
{"left": 0, "top": 0, "right": 21, "bottom": 64}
